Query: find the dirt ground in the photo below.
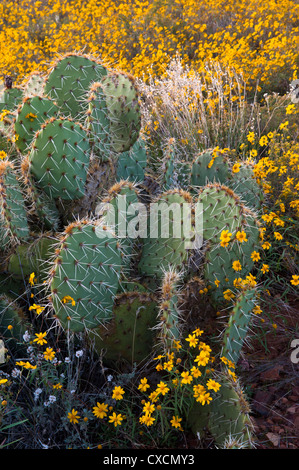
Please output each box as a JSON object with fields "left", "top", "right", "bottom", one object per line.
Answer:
{"left": 240, "top": 296, "right": 299, "bottom": 449}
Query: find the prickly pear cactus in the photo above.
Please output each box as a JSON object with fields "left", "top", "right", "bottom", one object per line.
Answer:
{"left": 23, "top": 71, "right": 45, "bottom": 97}
{"left": 100, "top": 71, "right": 141, "bottom": 153}
{"left": 196, "top": 183, "right": 260, "bottom": 303}
{"left": 138, "top": 189, "right": 194, "bottom": 279}
{"left": 190, "top": 149, "right": 230, "bottom": 189}
{"left": 0, "top": 295, "right": 29, "bottom": 355}
{"left": 44, "top": 53, "right": 108, "bottom": 118}
{"left": 88, "top": 291, "right": 158, "bottom": 365}
{"left": 98, "top": 180, "right": 141, "bottom": 269}
{"left": 156, "top": 270, "right": 182, "bottom": 353}
{"left": 87, "top": 71, "right": 141, "bottom": 155}
{"left": 0, "top": 124, "right": 14, "bottom": 155}
{"left": 0, "top": 84, "right": 23, "bottom": 113}
{"left": 222, "top": 287, "right": 257, "bottom": 364}
{"left": 159, "top": 138, "right": 191, "bottom": 190}
{"left": 0, "top": 51, "right": 268, "bottom": 448}
{"left": 28, "top": 117, "right": 91, "bottom": 200}
{"left": 188, "top": 374, "right": 254, "bottom": 448}
{"left": 116, "top": 135, "right": 148, "bottom": 183}
{"left": 49, "top": 220, "right": 124, "bottom": 332}
{"left": 14, "top": 95, "right": 59, "bottom": 153}
{"left": 20, "top": 156, "right": 61, "bottom": 231}
{"left": 229, "top": 160, "right": 265, "bottom": 211}
{"left": 0, "top": 160, "right": 30, "bottom": 245}
{"left": 7, "top": 235, "right": 56, "bottom": 283}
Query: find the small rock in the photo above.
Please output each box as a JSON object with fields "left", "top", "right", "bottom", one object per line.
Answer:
{"left": 287, "top": 406, "right": 297, "bottom": 414}
{"left": 266, "top": 432, "right": 280, "bottom": 447}
{"left": 252, "top": 390, "right": 273, "bottom": 416}
{"left": 260, "top": 365, "right": 284, "bottom": 382}
{"left": 289, "top": 443, "right": 297, "bottom": 449}
{"left": 294, "top": 416, "right": 299, "bottom": 430}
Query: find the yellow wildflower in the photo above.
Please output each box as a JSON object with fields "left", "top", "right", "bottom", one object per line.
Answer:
{"left": 223, "top": 289, "right": 235, "bottom": 301}
{"left": 170, "top": 415, "right": 182, "bottom": 429}
{"left": 29, "top": 304, "right": 45, "bottom": 315}
{"left": 62, "top": 295, "right": 76, "bottom": 306}
{"left": 93, "top": 402, "right": 108, "bottom": 419}
{"left": 33, "top": 331, "right": 47, "bottom": 345}
{"left": 112, "top": 386, "right": 125, "bottom": 401}
{"left": 29, "top": 272, "right": 36, "bottom": 286}
{"left": 185, "top": 333, "right": 198, "bottom": 348}
{"left": 232, "top": 260, "right": 242, "bottom": 271}
{"left": 43, "top": 348, "right": 55, "bottom": 361}
{"left": 67, "top": 409, "right": 80, "bottom": 424}
{"left": 251, "top": 251, "right": 260, "bottom": 262}
{"left": 138, "top": 377, "right": 150, "bottom": 393}
{"left": 236, "top": 231, "right": 248, "bottom": 243}
{"left": 220, "top": 230, "right": 232, "bottom": 247}
{"left": 108, "top": 412, "right": 123, "bottom": 427}
{"left": 206, "top": 379, "right": 221, "bottom": 392}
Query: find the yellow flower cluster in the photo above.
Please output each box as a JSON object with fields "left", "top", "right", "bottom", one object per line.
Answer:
{"left": 87, "top": 328, "right": 223, "bottom": 434}
{"left": 253, "top": 135, "right": 299, "bottom": 219}
{"left": 0, "top": 0, "right": 298, "bottom": 91}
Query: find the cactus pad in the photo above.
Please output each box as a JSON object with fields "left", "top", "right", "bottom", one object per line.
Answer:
{"left": 88, "top": 291, "right": 158, "bottom": 364}
{"left": 49, "top": 220, "right": 123, "bottom": 332}
{"left": 44, "top": 53, "right": 107, "bottom": 118}
{"left": 28, "top": 118, "right": 91, "bottom": 200}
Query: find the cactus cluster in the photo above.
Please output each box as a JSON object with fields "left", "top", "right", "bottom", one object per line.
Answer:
{"left": 0, "top": 53, "right": 266, "bottom": 447}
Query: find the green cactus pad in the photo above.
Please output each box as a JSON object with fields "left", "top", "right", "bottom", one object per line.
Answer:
{"left": 99, "top": 180, "right": 140, "bottom": 233}
{"left": 0, "top": 129, "right": 8, "bottom": 154}
{"left": 207, "top": 376, "right": 254, "bottom": 447}
{"left": 23, "top": 72, "right": 45, "bottom": 97}
{"left": 21, "top": 155, "right": 61, "bottom": 231}
{"left": 229, "top": 160, "right": 265, "bottom": 212}
{"left": 98, "top": 181, "right": 141, "bottom": 269}
{"left": 0, "top": 295, "right": 29, "bottom": 355}
{"left": 116, "top": 135, "right": 148, "bottom": 183}
{"left": 14, "top": 96, "right": 59, "bottom": 153}
{"left": 0, "top": 109, "right": 17, "bottom": 157}
{"left": 101, "top": 71, "right": 141, "bottom": 153}
{"left": 204, "top": 215, "right": 260, "bottom": 302}
{"left": 0, "top": 122, "right": 14, "bottom": 156}
{"left": 118, "top": 280, "right": 148, "bottom": 293}
{"left": 138, "top": 189, "right": 194, "bottom": 279}
{"left": 65, "top": 156, "right": 116, "bottom": 221}
{"left": 160, "top": 138, "right": 176, "bottom": 189}
{"left": 7, "top": 236, "right": 56, "bottom": 283}
{"left": 196, "top": 183, "right": 242, "bottom": 244}
{"left": 32, "top": 189, "right": 61, "bottom": 231}
{"left": 0, "top": 160, "right": 30, "bottom": 244}
{"left": 88, "top": 71, "right": 141, "bottom": 155}
{"left": 0, "top": 87, "right": 23, "bottom": 113}
{"left": 86, "top": 82, "right": 110, "bottom": 157}
{"left": 28, "top": 118, "right": 91, "bottom": 200}
{"left": 44, "top": 53, "right": 107, "bottom": 119}
{"left": 222, "top": 288, "right": 257, "bottom": 364}
{"left": 0, "top": 221, "right": 10, "bottom": 250}
{"left": 188, "top": 375, "right": 254, "bottom": 448}
{"left": 88, "top": 291, "right": 158, "bottom": 365}
{"left": 157, "top": 270, "right": 182, "bottom": 352}
{"left": 159, "top": 139, "right": 191, "bottom": 190}
{"left": 190, "top": 149, "right": 230, "bottom": 190}
{"left": 50, "top": 220, "right": 123, "bottom": 332}
{"left": 196, "top": 184, "right": 260, "bottom": 303}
